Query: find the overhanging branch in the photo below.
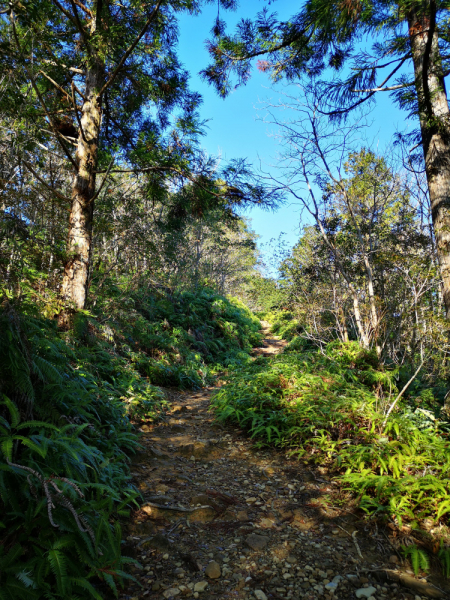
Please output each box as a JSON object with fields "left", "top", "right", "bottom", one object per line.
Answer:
{"left": 99, "top": 0, "right": 163, "bottom": 97}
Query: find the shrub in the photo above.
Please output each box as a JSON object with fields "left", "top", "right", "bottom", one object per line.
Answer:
{"left": 0, "top": 308, "right": 140, "bottom": 599}
{"left": 93, "top": 287, "right": 262, "bottom": 387}
{"left": 0, "top": 286, "right": 261, "bottom": 597}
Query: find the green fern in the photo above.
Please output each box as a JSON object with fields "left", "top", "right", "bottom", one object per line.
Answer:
{"left": 0, "top": 289, "right": 261, "bottom": 598}
{"left": 0, "top": 309, "right": 143, "bottom": 599}
{"left": 68, "top": 577, "right": 103, "bottom": 600}
{"left": 438, "top": 546, "right": 450, "bottom": 578}
{"left": 47, "top": 549, "right": 68, "bottom": 595}
{"left": 402, "top": 545, "right": 430, "bottom": 575}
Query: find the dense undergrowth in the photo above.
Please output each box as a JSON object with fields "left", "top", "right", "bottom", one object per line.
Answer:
{"left": 94, "top": 285, "right": 262, "bottom": 388}
{"left": 212, "top": 323, "right": 450, "bottom": 575}
{"left": 256, "top": 309, "right": 304, "bottom": 342}
{"left": 0, "top": 287, "right": 261, "bottom": 599}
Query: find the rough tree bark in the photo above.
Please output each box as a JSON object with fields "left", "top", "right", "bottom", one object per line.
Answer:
{"left": 60, "top": 47, "right": 104, "bottom": 310}
{"left": 58, "top": 0, "right": 162, "bottom": 311}
{"left": 408, "top": 3, "right": 450, "bottom": 318}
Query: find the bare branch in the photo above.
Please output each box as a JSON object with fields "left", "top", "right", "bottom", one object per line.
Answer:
{"left": 22, "top": 159, "right": 72, "bottom": 204}
{"left": 90, "top": 158, "right": 115, "bottom": 202}
{"left": 352, "top": 81, "right": 415, "bottom": 93}
{"left": 71, "top": 81, "right": 87, "bottom": 142}
{"left": 42, "top": 59, "right": 86, "bottom": 75}
{"left": 50, "top": 0, "right": 81, "bottom": 30}
{"left": 382, "top": 359, "right": 425, "bottom": 429}
{"left": 323, "top": 53, "right": 410, "bottom": 116}
{"left": 39, "top": 69, "right": 71, "bottom": 99}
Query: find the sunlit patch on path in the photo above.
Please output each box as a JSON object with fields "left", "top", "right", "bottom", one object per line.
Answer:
{"left": 252, "top": 322, "right": 288, "bottom": 357}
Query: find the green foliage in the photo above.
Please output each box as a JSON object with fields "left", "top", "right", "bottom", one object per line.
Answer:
{"left": 0, "top": 308, "right": 141, "bottom": 598}
{"left": 283, "top": 335, "right": 314, "bottom": 353}
{"left": 203, "top": 0, "right": 449, "bottom": 138}
{"left": 260, "top": 309, "right": 304, "bottom": 341}
{"left": 246, "top": 276, "right": 287, "bottom": 313}
{"left": 0, "top": 287, "right": 260, "bottom": 598}
{"left": 324, "top": 340, "right": 396, "bottom": 388}
{"left": 402, "top": 545, "right": 430, "bottom": 576}
{"left": 211, "top": 341, "right": 450, "bottom": 540}
{"left": 439, "top": 546, "right": 450, "bottom": 578}
{"left": 93, "top": 285, "right": 262, "bottom": 388}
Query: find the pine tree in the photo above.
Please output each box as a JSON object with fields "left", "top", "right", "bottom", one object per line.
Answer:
{"left": 1, "top": 0, "right": 236, "bottom": 310}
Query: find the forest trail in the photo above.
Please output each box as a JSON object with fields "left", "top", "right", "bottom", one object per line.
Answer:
{"left": 120, "top": 328, "right": 445, "bottom": 600}
{"left": 252, "top": 321, "right": 287, "bottom": 356}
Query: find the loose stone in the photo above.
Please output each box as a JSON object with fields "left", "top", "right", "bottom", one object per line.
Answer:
{"left": 245, "top": 533, "right": 270, "bottom": 551}
{"left": 355, "top": 586, "right": 377, "bottom": 598}
{"left": 389, "top": 555, "right": 399, "bottom": 564}
{"left": 205, "top": 561, "right": 221, "bottom": 579}
{"left": 193, "top": 581, "right": 208, "bottom": 592}
{"left": 163, "top": 588, "right": 181, "bottom": 599}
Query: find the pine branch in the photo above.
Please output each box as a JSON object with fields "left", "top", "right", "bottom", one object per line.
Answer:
{"left": 99, "top": 0, "right": 163, "bottom": 97}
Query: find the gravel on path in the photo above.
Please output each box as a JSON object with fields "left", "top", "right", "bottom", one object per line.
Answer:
{"left": 119, "top": 328, "right": 448, "bottom": 600}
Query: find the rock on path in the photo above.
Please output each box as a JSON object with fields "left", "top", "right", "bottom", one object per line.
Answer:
{"left": 119, "top": 327, "right": 447, "bottom": 600}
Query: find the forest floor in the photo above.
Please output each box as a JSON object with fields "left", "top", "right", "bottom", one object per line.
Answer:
{"left": 119, "top": 325, "right": 448, "bottom": 600}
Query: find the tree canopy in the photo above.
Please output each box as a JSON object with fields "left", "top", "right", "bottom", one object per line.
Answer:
{"left": 0, "top": 0, "right": 280, "bottom": 311}
{"left": 203, "top": 0, "right": 450, "bottom": 316}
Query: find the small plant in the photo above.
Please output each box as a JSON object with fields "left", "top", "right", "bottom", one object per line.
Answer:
{"left": 438, "top": 545, "right": 450, "bottom": 578}
{"left": 95, "top": 287, "right": 262, "bottom": 389}
{"left": 262, "top": 309, "right": 303, "bottom": 340}
{"left": 0, "top": 286, "right": 262, "bottom": 597}
{"left": 402, "top": 545, "right": 430, "bottom": 576}
{"left": 0, "top": 308, "right": 142, "bottom": 598}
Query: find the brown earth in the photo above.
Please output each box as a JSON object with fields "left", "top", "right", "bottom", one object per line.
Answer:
{"left": 119, "top": 326, "right": 449, "bottom": 600}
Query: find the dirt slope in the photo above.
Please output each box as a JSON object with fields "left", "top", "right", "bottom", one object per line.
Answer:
{"left": 120, "top": 327, "right": 448, "bottom": 600}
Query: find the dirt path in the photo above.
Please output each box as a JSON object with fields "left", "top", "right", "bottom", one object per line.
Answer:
{"left": 120, "top": 328, "right": 447, "bottom": 600}
{"left": 252, "top": 321, "right": 287, "bottom": 356}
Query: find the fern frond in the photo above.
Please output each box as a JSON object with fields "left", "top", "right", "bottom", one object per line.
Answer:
{"left": 3, "top": 576, "right": 39, "bottom": 599}
{"left": 98, "top": 571, "right": 118, "bottom": 596}
{"left": 69, "top": 577, "right": 103, "bottom": 600}
{"left": 1, "top": 396, "right": 20, "bottom": 428}
{"left": 47, "top": 549, "right": 68, "bottom": 594}
{"left": 402, "top": 544, "right": 430, "bottom": 575}
{"left": 32, "top": 356, "right": 64, "bottom": 385}
{"left": 438, "top": 547, "right": 450, "bottom": 578}
{"left": 0, "top": 544, "right": 24, "bottom": 570}
{"left": 15, "top": 571, "right": 36, "bottom": 589}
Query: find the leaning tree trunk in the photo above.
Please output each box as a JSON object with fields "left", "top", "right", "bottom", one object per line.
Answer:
{"left": 61, "top": 63, "right": 104, "bottom": 310}
{"left": 408, "top": 5, "right": 450, "bottom": 318}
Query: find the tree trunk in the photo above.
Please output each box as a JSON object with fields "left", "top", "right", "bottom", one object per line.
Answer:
{"left": 408, "top": 4, "right": 450, "bottom": 317}
{"left": 61, "top": 64, "right": 104, "bottom": 310}
{"left": 362, "top": 251, "right": 381, "bottom": 356}
{"left": 352, "top": 294, "right": 370, "bottom": 349}
{"left": 315, "top": 209, "right": 370, "bottom": 347}
{"left": 338, "top": 306, "right": 349, "bottom": 343}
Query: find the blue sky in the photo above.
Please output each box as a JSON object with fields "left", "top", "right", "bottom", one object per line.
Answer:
{"left": 177, "top": 1, "right": 409, "bottom": 256}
